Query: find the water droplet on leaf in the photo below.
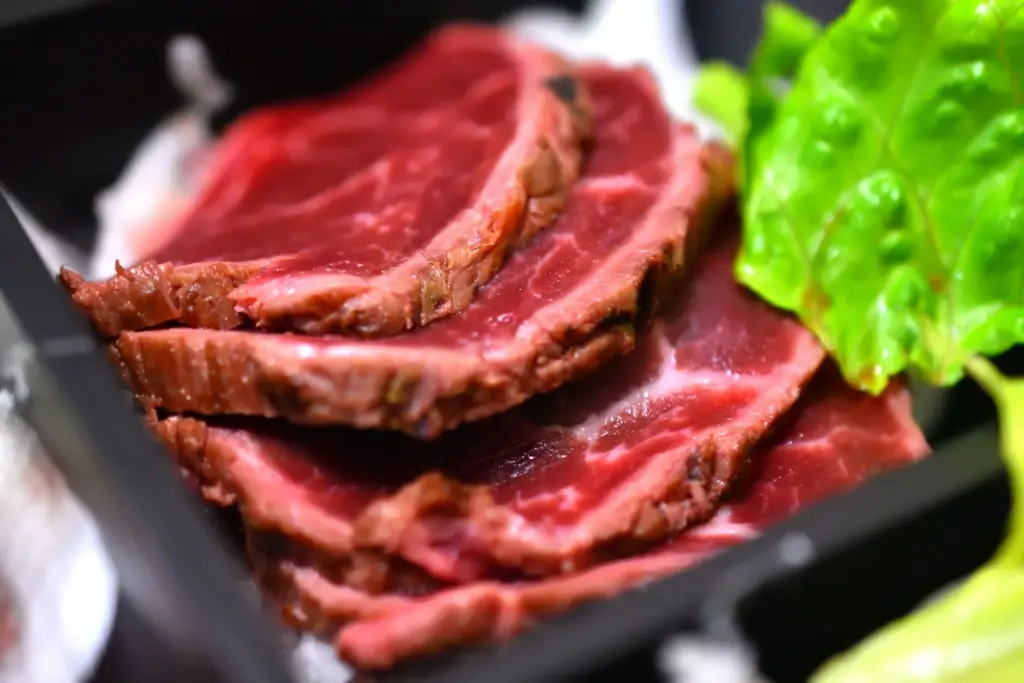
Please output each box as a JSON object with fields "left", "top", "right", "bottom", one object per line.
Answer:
{"left": 817, "top": 100, "right": 863, "bottom": 146}
{"left": 880, "top": 231, "right": 914, "bottom": 264}
{"left": 866, "top": 6, "right": 902, "bottom": 44}
{"left": 858, "top": 171, "right": 908, "bottom": 228}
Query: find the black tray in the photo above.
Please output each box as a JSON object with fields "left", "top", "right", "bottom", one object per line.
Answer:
{"left": 0, "top": 0, "right": 105, "bottom": 30}
{"left": 0, "top": 2, "right": 1012, "bottom": 682}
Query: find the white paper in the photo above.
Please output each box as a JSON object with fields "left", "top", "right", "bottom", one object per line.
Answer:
{"left": 0, "top": 375, "right": 117, "bottom": 683}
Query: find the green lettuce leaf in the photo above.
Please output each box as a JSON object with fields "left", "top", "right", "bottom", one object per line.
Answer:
{"left": 732, "top": 0, "right": 1024, "bottom": 394}
{"left": 694, "top": 1, "right": 1024, "bottom": 681}
{"left": 813, "top": 565, "right": 1024, "bottom": 683}
{"left": 694, "top": 2, "right": 822, "bottom": 185}
{"left": 694, "top": 62, "right": 748, "bottom": 146}
{"left": 813, "top": 359, "right": 1024, "bottom": 683}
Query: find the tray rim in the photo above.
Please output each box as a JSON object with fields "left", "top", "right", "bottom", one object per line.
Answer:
{"left": 0, "top": 0, "right": 104, "bottom": 31}
{"left": 0, "top": 195, "right": 296, "bottom": 683}
{"left": 435, "top": 424, "right": 1004, "bottom": 683}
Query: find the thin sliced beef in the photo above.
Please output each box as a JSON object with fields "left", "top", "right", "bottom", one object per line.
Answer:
{"left": 60, "top": 25, "right": 593, "bottom": 337}
{"left": 252, "top": 367, "right": 930, "bottom": 669}
{"left": 118, "top": 70, "right": 736, "bottom": 437}
{"left": 154, "top": 228, "right": 824, "bottom": 582}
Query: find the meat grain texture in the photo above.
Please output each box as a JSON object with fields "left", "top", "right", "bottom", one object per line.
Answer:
{"left": 155, "top": 228, "right": 825, "bottom": 586}
{"left": 62, "top": 25, "right": 593, "bottom": 337}
{"left": 194, "top": 365, "right": 929, "bottom": 669}
{"left": 116, "top": 66, "right": 735, "bottom": 438}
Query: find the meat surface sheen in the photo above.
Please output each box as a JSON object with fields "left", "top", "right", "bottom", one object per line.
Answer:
{"left": 119, "top": 67, "right": 736, "bottom": 437}
{"left": 61, "top": 25, "right": 593, "bottom": 337}
{"left": 154, "top": 227, "right": 824, "bottom": 584}
{"left": 252, "top": 366, "right": 929, "bottom": 669}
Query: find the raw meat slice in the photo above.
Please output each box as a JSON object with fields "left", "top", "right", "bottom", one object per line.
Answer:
{"left": 153, "top": 227, "right": 824, "bottom": 583}
{"left": 254, "top": 367, "right": 930, "bottom": 669}
{"left": 117, "top": 70, "right": 736, "bottom": 437}
{"left": 60, "top": 25, "right": 594, "bottom": 337}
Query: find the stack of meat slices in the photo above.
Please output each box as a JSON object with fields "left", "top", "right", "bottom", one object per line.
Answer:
{"left": 60, "top": 25, "right": 930, "bottom": 670}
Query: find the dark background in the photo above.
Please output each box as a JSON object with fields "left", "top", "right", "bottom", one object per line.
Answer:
{"left": 0, "top": 0, "right": 851, "bottom": 254}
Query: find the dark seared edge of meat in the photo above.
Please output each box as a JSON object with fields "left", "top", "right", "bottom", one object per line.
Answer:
{"left": 151, "top": 408, "right": 237, "bottom": 506}
{"left": 250, "top": 530, "right": 450, "bottom": 601}
{"left": 248, "top": 530, "right": 702, "bottom": 671}
{"left": 153, "top": 412, "right": 453, "bottom": 594}
{"left": 348, "top": 426, "right": 761, "bottom": 577}
{"left": 59, "top": 261, "right": 260, "bottom": 338}
{"left": 151, "top": 378, "right": 761, "bottom": 582}
{"left": 263, "top": 67, "right": 595, "bottom": 337}
{"left": 114, "top": 142, "right": 737, "bottom": 439}
{"left": 58, "top": 55, "right": 594, "bottom": 338}
{"left": 154, "top": 369, "right": 928, "bottom": 671}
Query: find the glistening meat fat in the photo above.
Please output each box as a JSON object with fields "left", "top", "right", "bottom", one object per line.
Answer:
{"left": 154, "top": 227, "right": 825, "bottom": 584}
{"left": 252, "top": 366, "right": 930, "bottom": 669}
{"left": 115, "top": 66, "right": 735, "bottom": 437}
{"left": 61, "top": 25, "right": 593, "bottom": 337}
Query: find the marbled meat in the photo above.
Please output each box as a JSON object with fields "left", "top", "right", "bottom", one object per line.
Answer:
{"left": 118, "top": 66, "right": 735, "bottom": 437}
{"left": 61, "top": 25, "right": 593, "bottom": 337}
{"left": 154, "top": 227, "right": 824, "bottom": 585}
{"left": 253, "top": 365, "right": 929, "bottom": 669}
